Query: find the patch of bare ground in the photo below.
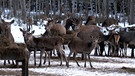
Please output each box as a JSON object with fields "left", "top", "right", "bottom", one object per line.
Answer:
{"left": 85, "top": 67, "right": 135, "bottom": 75}
{"left": 0, "top": 56, "right": 135, "bottom": 76}
{"left": 66, "top": 56, "right": 128, "bottom": 63}
{"left": 121, "top": 67, "right": 135, "bottom": 73}
{"left": 0, "top": 69, "right": 58, "bottom": 76}
{"left": 0, "top": 65, "right": 61, "bottom": 76}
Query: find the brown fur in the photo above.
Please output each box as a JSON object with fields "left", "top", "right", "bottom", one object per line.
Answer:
{"left": 0, "top": 19, "right": 14, "bottom": 43}
{"left": 0, "top": 45, "right": 28, "bottom": 59}
{"left": 0, "top": 35, "right": 11, "bottom": 46}
{"left": 61, "top": 31, "right": 78, "bottom": 44}
{"left": 102, "top": 18, "right": 118, "bottom": 27}
{"left": 77, "top": 25, "right": 102, "bottom": 42}
{"left": 0, "top": 20, "right": 29, "bottom": 76}
{"left": 0, "top": 43, "right": 29, "bottom": 76}
{"left": 68, "top": 36, "right": 98, "bottom": 68}
{"left": 45, "top": 20, "right": 66, "bottom": 36}
{"left": 85, "top": 15, "right": 96, "bottom": 25}
{"left": 20, "top": 28, "right": 68, "bottom": 67}
{"left": 0, "top": 19, "right": 15, "bottom": 65}
{"left": 78, "top": 25, "right": 100, "bottom": 32}
{"left": 65, "top": 17, "right": 82, "bottom": 31}
{"left": 35, "top": 36, "right": 68, "bottom": 67}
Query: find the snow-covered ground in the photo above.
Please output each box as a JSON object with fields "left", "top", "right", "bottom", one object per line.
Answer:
{"left": 0, "top": 21, "right": 135, "bottom": 76}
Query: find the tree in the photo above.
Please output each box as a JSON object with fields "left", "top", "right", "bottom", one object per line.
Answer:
{"left": 21, "top": 0, "right": 27, "bottom": 23}
{"left": 128, "top": 0, "right": 135, "bottom": 25}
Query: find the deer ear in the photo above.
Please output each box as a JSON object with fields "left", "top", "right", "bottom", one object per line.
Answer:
{"left": 1, "top": 19, "right": 5, "bottom": 23}
{"left": 19, "top": 28, "right": 23, "bottom": 32}
{"left": 31, "top": 30, "right": 35, "bottom": 34}
{"left": 10, "top": 20, "right": 14, "bottom": 24}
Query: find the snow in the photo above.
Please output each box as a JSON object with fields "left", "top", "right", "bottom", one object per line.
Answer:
{"left": 28, "top": 55, "right": 135, "bottom": 76}
{"left": 1, "top": 20, "right": 135, "bottom": 76}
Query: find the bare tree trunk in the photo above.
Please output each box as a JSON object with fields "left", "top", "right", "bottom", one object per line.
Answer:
{"left": 0, "top": 0, "right": 2, "bottom": 16}
{"left": 106, "top": 0, "right": 109, "bottom": 19}
{"left": 97, "top": 0, "right": 102, "bottom": 26}
{"left": 63, "top": 0, "right": 68, "bottom": 15}
{"left": 68, "top": 0, "right": 72, "bottom": 13}
{"left": 84, "top": 1, "right": 89, "bottom": 17}
{"left": 129, "top": 0, "right": 134, "bottom": 25}
{"left": 114, "top": 0, "right": 118, "bottom": 19}
{"left": 28, "top": 0, "right": 31, "bottom": 17}
{"left": 44, "top": 0, "right": 49, "bottom": 16}
{"left": 12, "top": 0, "right": 19, "bottom": 18}
{"left": 53, "top": 0, "right": 56, "bottom": 15}
{"left": 50, "top": 0, "right": 53, "bottom": 18}
{"left": 89, "top": 0, "right": 94, "bottom": 15}
{"left": 58, "top": 0, "right": 62, "bottom": 16}
{"left": 72, "top": 0, "right": 77, "bottom": 15}
{"left": 21, "top": 0, "right": 27, "bottom": 23}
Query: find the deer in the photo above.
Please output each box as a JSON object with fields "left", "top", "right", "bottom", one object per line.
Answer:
{"left": 0, "top": 19, "right": 16, "bottom": 65}
{"left": 20, "top": 28, "right": 69, "bottom": 67}
{"left": 85, "top": 15, "right": 96, "bottom": 25}
{"left": 44, "top": 20, "right": 66, "bottom": 36}
{"left": 67, "top": 35, "right": 98, "bottom": 68}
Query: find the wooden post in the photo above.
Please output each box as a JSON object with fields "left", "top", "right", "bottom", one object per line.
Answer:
{"left": 22, "top": 59, "right": 28, "bottom": 76}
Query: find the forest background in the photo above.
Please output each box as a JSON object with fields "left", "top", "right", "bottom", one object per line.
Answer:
{"left": 0, "top": 0, "right": 135, "bottom": 28}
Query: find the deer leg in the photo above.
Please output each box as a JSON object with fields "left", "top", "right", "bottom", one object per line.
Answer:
{"left": 81, "top": 53, "right": 84, "bottom": 60}
{"left": 56, "top": 45, "right": 64, "bottom": 66}
{"left": 57, "top": 51, "right": 61, "bottom": 58}
{"left": 43, "top": 51, "right": 47, "bottom": 65}
{"left": 4, "top": 60, "right": 11, "bottom": 65}
{"left": 38, "top": 50, "right": 43, "bottom": 67}
{"left": 4, "top": 60, "right": 6, "bottom": 65}
{"left": 124, "top": 43, "right": 128, "bottom": 57}
{"left": 43, "top": 51, "right": 51, "bottom": 66}
{"left": 122, "top": 48, "right": 125, "bottom": 57}
{"left": 107, "top": 44, "right": 111, "bottom": 56}
{"left": 48, "top": 51, "right": 51, "bottom": 66}
{"left": 67, "top": 51, "right": 73, "bottom": 67}
{"left": 131, "top": 47, "right": 134, "bottom": 58}
{"left": 84, "top": 53, "right": 87, "bottom": 67}
{"left": 34, "top": 48, "right": 37, "bottom": 66}
{"left": 59, "top": 50, "right": 63, "bottom": 66}
{"left": 52, "top": 50, "right": 56, "bottom": 56}
{"left": 15, "top": 60, "right": 20, "bottom": 68}
{"left": 73, "top": 52, "right": 80, "bottom": 67}
{"left": 12, "top": 60, "right": 15, "bottom": 65}
{"left": 8, "top": 60, "right": 11, "bottom": 64}
{"left": 88, "top": 54, "right": 93, "bottom": 68}
{"left": 61, "top": 50, "right": 69, "bottom": 67}
{"left": 94, "top": 47, "right": 98, "bottom": 56}
{"left": 4, "top": 60, "right": 15, "bottom": 66}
